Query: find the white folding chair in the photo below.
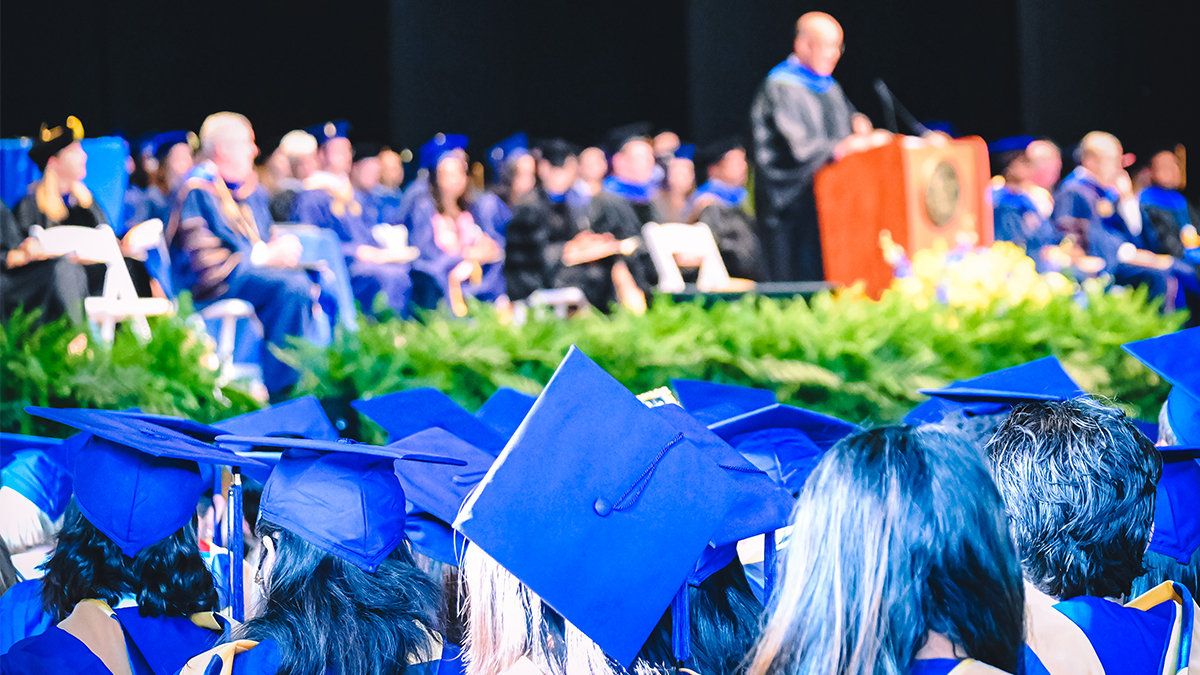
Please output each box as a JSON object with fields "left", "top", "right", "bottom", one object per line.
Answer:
{"left": 31, "top": 224, "right": 172, "bottom": 341}
{"left": 641, "top": 222, "right": 735, "bottom": 293}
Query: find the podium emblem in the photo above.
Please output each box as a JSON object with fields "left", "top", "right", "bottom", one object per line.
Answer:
{"left": 925, "top": 161, "right": 960, "bottom": 226}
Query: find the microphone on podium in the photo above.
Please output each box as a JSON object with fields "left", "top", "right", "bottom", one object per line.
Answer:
{"left": 873, "top": 79, "right": 929, "bottom": 136}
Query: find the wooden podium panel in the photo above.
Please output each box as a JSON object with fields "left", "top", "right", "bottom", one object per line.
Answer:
{"left": 813, "top": 136, "right": 993, "bottom": 297}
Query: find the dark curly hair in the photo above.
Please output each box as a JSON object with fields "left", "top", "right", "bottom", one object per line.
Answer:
{"left": 40, "top": 500, "right": 218, "bottom": 621}
{"left": 986, "top": 397, "right": 1161, "bottom": 600}
{"left": 237, "top": 520, "right": 442, "bottom": 675}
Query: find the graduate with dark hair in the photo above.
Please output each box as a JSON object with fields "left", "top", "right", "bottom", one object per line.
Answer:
{"left": 989, "top": 136, "right": 1061, "bottom": 268}
{"left": 293, "top": 122, "right": 415, "bottom": 318}
{"left": 688, "top": 138, "right": 767, "bottom": 281}
{"left": 180, "top": 434, "right": 459, "bottom": 675}
{"left": 746, "top": 425, "right": 1027, "bottom": 675}
{"left": 2, "top": 409, "right": 266, "bottom": 675}
{"left": 987, "top": 397, "right": 1199, "bottom": 672}
{"left": 134, "top": 131, "right": 199, "bottom": 230}
{"left": 406, "top": 135, "right": 508, "bottom": 315}
{"left": 489, "top": 133, "right": 536, "bottom": 210}
{"left": 455, "top": 348, "right": 789, "bottom": 675}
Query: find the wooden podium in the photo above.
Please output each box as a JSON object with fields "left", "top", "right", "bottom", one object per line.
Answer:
{"left": 813, "top": 136, "right": 993, "bottom": 297}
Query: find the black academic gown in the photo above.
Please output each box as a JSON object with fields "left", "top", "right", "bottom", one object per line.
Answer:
{"left": 11, "top": 191, "right": 154, "bottom": 302}
{"left": 750, "top": 68, "right": 855, "bottom": 282}
{"left": 693, "top": 202, "right": 766, "bottom": 281}
{"left": 1, "top": 200, "right": 90, "bottom": 325}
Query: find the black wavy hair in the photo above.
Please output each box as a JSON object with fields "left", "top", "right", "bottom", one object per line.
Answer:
{"left": 636, "top": 558, "right": 764, "bottom": 675}
{"left": 237, "top": 520, "right": 442, "bottom": 675}
{"left": 39, "top": 499, "right": 218, "bottom": 621}
{"left": 986, "top": 397, "right": 1162, "bottom": 600}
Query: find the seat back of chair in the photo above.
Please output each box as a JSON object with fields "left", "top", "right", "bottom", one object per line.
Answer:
{"left": 30, "top": 225, "right": 139, "bottom": 300}
{"left": 641, "top": 222, "right": 731, "bottom": 293}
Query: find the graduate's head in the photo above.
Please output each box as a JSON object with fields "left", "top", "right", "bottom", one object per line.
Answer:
{"left": 794, "top": 12, "right": 844, "bottom": 77}
{"left": 747, "top": 425, "right": 1025, "bottom": 675}
{"left": 987, "top": 397, "right": 1161, "bottom": 600}
{"left": 379, "top": 148, "right": 405, "bottom": 189}
{"left": 46, "top": 142, "right": 88, "bottom": 185}
{"left": 666, "top": 151, "right": 695, "bottom": 195}
{"left": 1026, "top": 139, "right": 1062, "bottom": 190}
{"left": 1079, "top": 131, "right": 1124, "bottom": 186}
{"left": 536, "top": 139, "right": 579, "bottom": 196}
{"left": 40, "top": 499, "right": 218, "bottom": 621}
{"left": 201, "top": 112, "right": 258, "bottom": 184}
{"left": 1149, "top": 148, "right": 1183, "bottom": 190}
{"left": 150, "top": 131, "right": 199, "bottom": 191}
{"left": 578, "top": 146, "right": 609, "bottom": 185}
{"left": 612, "top": 137, "right": 656, "bottom": 185}
{"left": 279, "top": 129, "right": 319, "bottom": 181}
{"left": 434, "top": 151, "right": 471, "bottom": 207}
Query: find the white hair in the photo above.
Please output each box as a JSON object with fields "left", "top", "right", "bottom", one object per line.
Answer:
{"left": 1158, "top": 400, "right": 1177, "bottom": 446}
{"left": 279, "top": 129, "right": 318, "bottom": 158}
{"left": 199, "top": 112, "right": 253, "bottom": 154}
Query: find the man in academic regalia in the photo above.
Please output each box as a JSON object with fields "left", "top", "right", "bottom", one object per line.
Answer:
{"left": 750, "top": 12, "right": 890, "bottom": 282}
{"left": 292, "top": 122, "right": 413, "bottom": 318}
{"left": 688, "top": 138, "right": 766, "bottom": 281}
{"left": 169, "top": 112, "right": 316, "bottom": 401}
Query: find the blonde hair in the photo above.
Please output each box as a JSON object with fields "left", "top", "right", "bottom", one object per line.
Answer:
{"left": 199, "top": 112, "right": 253, "bottom": 154}
{"left": 34, "top": 164, "right": 93, "bottom": 223}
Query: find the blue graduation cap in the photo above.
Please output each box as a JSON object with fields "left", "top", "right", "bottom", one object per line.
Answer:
{"left": 214, "top": 435, "right": 464, "bottom": 572}
{"left": 386, "top": 427, "right": 499, "bottom": 565}
{"left": 1149, "top": 454, "right": 1200, "bottom": 564}
{"left": 25, "top": 408, "right": 264, "bottom": 558}
{"left": 988, "top": 135, "right": 1035, "bottom": 155}
{"left": 455, "top": 347, "right": 738, "bottom": 668}
{"left": 150, "top": 130, "right": 198, "bottom": 162}
{"left": 674, "top": 144, "right": 695, "bottom": 161}
{"left": 353, "top": 388, "right": 506, "bottom": 455}
{"left": 212, "top": 396, "right": 340, "bottom": 483}
{"left": 709, "top": 403, "right": 859, "bottom": 496}
{"left": 1123, "top": 329, "right": 1200, "bottom": 448}
{"left": 671, "top": 379, "right": 777, "bottom": 418}
{"left": 1, "top": 433, "right": 74, "bottom": 520}
{"left": 904, "top": 356, "right": 1085, "bottom": 425}
{"left": 419, "top": 133, "right": 469, "bottom": 172}
{"left": 305, "top": 120, "right": 351, "bottom": 147}
{"left": 475, "top": 387, "right": 537, "bottom": 439}
{"left": 488, "top": 132, "right": 529, "bottom": 177}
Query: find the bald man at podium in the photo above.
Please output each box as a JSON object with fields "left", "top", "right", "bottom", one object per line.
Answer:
{"left": 750, "top": 12, "right": 890, "bottom": 282}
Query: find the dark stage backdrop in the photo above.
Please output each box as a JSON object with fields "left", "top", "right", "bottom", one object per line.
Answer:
{"left": 1, "top": 0, "right": 1195, "bottom": 194}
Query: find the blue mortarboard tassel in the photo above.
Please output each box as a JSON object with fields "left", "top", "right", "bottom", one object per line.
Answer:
{"left": 671, "top": 583, "right": 691, "bottom": 663}
{"left": 229, "top": 469, "right": 244, "bottom": 622}
{"left": 763, "top": 531, "right": 778, "bottom": 604}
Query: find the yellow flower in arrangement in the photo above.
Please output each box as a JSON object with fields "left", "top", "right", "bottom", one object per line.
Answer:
{"left": 882, "top": 239, "right": 1078, "bottom": 307}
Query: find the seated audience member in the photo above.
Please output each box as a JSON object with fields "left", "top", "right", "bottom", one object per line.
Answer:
{"left": 987, "top": 397, "right": 1200, "bottom": 673}
{"left": 600, "top": 124, "right": 663, "bottom": 225}
{"left": 293, "top": 122, "right": 413, "bottom": 318}
{"left": 1124, "top": 329, "right": 1200, "bottom": 599}
{"left": 2, "top": 410, "right": 242, "bottom": 675}
{"left": 1025, "top": 139, "right": 1062, "bottom": 219}
{"left": 576, "top": 146, "right": 609, "bottom": 196}
{"left": 505, "top": 139, "right": 651, "bottom": 313}
{"left": 179, "top": 436, "right": 450, "bottom": 675}
{"left": 989, "top": 136, "right": 1060, "bottom": 268}
{"left": 169, "top": 112, "right": 315, "bottom": 401}
{"left": 268, "top": 129, "right": 319, "bottom": 222}
{"left": 489, "top": 133, "right": 536, "bottom": 210}
{"left": 358, "top": 145, "right": 403, "bottom": 225}
{"left": 394, "top": 136, "right": 448, "bottom": 235}
{"left": 119, "top": 135, "right": 154, "bottom": 233}
{"left": 746, "top": 425, "right": 1027, "bottom": 675}
{"left": 1, "top": 199, "right": 89, "bottom": 325}
{"left": 690, "top": 138, "right": 767, "bottom": 281}
{"left": 1053, "top": 132, "right": 1178, "bottom": 303}
{"left": 11, "top": 117, "right": 156, "bottom": 301}
{"left": 1137, "top": 143, "right": 1196, "bottom": 256}
{"left": 653, "top": 143, "right": 696, "bottom": 223}
{"left": 135, "top": 130, "right": 199, "bottom": 228}
{"left": 406, "top": 135, "right": 508, "bottom": 315}
{"left": 455, "top": 348, "right": 775, "bottom": 675}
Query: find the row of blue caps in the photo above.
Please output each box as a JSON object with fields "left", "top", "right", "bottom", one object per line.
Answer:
{"left": 5, "top": 327, "right": 1197, "bottom": 668}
